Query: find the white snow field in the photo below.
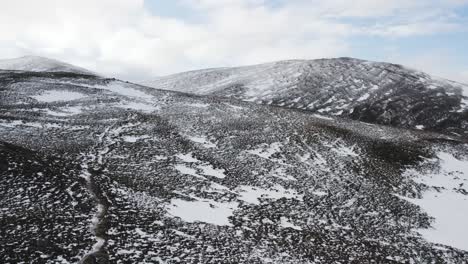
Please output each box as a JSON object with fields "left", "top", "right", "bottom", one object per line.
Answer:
{"left": 32, "top": 90, "right": 87, "bottom": 102}
{"left": 402, "top": 152, "right": 468, "bottom": 251}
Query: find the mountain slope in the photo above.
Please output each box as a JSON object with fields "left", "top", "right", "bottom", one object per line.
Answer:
{"left": 141, "top": 58, "right": 468, "bottom": 137}
{"left": 1, "top": 69, "right": 468, "bottom": 263}
{"left": 0, "top": 56, "right": 96, "bottom": 75}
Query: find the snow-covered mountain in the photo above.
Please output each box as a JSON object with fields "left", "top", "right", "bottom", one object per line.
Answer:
{"left": 1, "top": 65, "right": 468, "bottom": 263}
{"left": 141, "top": 58, "right": 468, "bottom": 137}
{"left": 0, "top": 55, "right": 96, "bottom": 75}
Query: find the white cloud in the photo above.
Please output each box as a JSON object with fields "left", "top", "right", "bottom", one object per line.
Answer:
{"left": 384, "top": 50, "right": 468, "bottom": 84}
{"left": 457, "top": 71, "right": 468, "bottom": 84}
{"left": 301, "top": 0, "right": 467, "bottom": 18}
{"left": 365, "top": 21, "right": 462, "bottom": 37}
{"left": 0, "top": 0, "right": 466, "bottom": 81}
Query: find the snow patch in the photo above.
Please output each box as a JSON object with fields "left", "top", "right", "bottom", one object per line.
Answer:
{"left": 99, "top": 82, "right": 153, "bottom": 99}
{"left": 247, "top": 142, "right": 282, "bottom": 159}
{"left": 187, "top": 135, "right": 216, "bottom": 148}
{"left": 122, "top": 135, "right": 150, "bottom": 143}
{"left": 45, "top": 106, "right": 83, "bottom": 116}
{"left": 280, "top": 217, "right": 302, "bottom": 230}
{"left": 330, "top": 144, "right": 359, "bottom": 157}
{"left": 198, "top": 164, "right": 226, "bottom": 179}
{"left": 187, "top": 103, "right": 210, "bottom": 108}
{"left": 32, "top": 90, "right": 86, "bottom": 102}
{"left": 401, "top": 152, "right": 468, "bottom": 251}
{"left": 167, "top": 198, "right": 237, "bottom": 226}
{"left": 117, "top": 101, "right": 158, "bottom": 113}
{"left": 270, "top": 167, "right": 296, "bottom": 181}
{"left": 174, "top": 164, "right": 205, "bottom": 179}
{"left": 313, "top": 114, "right": 333, "bottom": 120}
{"left": 175, "top": 153, "right": 200, "bottom": 163}
{"left": 236, "top": 185, "right": 302, "bottom": 205}
{"left": 357, "top": 93, "right": 370, "bottom": 101}
{"left": 0, "top": 120, "right": 24, "bottom": 128}
{"left": 312, "top": 190, "right": 328, "bottom": 196}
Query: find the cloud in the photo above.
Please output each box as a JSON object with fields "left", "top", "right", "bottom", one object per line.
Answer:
{"left": 383, "top": 50, "right": 468, "bottom": 85}
{"left": 300, "top": 0, "right": 467, "bottom": 17}
{"left": 365, "top": 21, "right": 463, "bottom": 37}
{"left": 457, "top": 71, "right": 468, "bottom": 84}
{"left": 0, "top": 0, "right": 466, "bottom": 81}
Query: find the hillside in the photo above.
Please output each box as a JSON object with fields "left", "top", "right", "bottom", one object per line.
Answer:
{"left": 142, "top": 58, "right": 468, "bottom": 137}
{"left": 1, "top": 68, "right": 467, "bottom": 263}
{"left": 0, "top": 56, "right": 96, "bottom": 76}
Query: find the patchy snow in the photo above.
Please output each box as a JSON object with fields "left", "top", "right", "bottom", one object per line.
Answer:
{"left": 187, "top": 103, "right": 210, "bottom": 108}
{"left": 225, "top": 103, "right": 244, "bottom": 110}
{"left": 117, "top": 101, "right": 158, "bottom": 113}
{"left": 168, "top": 184, "right": 302, "bottom": 226}
{"left": 313, "top": 114, "right": 333, "bottom": 120}
{"left": 312, "top": 152, "right": 329, "bottom": 169}
{"left": 167, "top": 198, "right": 237, "bottom": 226}
{"left": 204, "top": 182, "right": 231, "bottom": 194}
{"left": 79, "top": 152, "right": 107, "bottom": 258}
{"left": 116, "top": 249, "right": 136, "bottom": 255}
{"left": 187, "top": 136, "right": 216, "bottom": 148}
{"left": 56, "top": 80, "right": 160, "bottom": 113}
{"left": 172, "top": 229, "right": 195, "bottom": 239}
{"left": 135, "top": 228, "right": 150, "bottom": 238}
{"left": 357, "top": 93, "right": 370, "bottom": 101}
{"left": 0, "top": 120, "right": 57, "bottom": 129}
{"left": 99, "top": 82, "right": 153, "bottom": 99}
{"left": 0, "top": 120, "right": 24, "bottom": 128}
{"left": 312, "top": 190, "right": 328, "bottom": 196}
{"left": 247, "top": 142, "right": 282, "bottom": 159}
{"left": 332, "top": 110, "right": 344, "bottom": 116}
{"left": 270, "top": 167, "right": 296, "bottom": 181}
{"left": 174, "top": 165, "right": 205, "bottom": 179}
{"left": 116, "top": 187, "right": 162, "bottom": 211}
{"left": 236, "top": 185, "right": 302, "bottom": 205}
{"left": 91, "top": 204, "right": 106, "bottom": 252}
{"left": 0, "top": 55, "right": 94, "bottom": 74}
{"left": 122, "top": 135, "right": 150, "bottom": 143}
{"left": 330, "top": 144, "right": 359, "bottom": 157}
{"left": 198, "top": 164, "right": 226, "bottom": 179}
{"left": 401, "top": 152, "right": 468, "bottom": 251}
{"left": 141, "top": 60, "right": 307, "bottom": 98}
{"left": 175, "top": 153, "right": 200, "bottom": 163}
{"left": 32, "top": 90, "right": 86, "bottom": 102}
{"left": 415, "top": 125, "right": 425, "bottom": 130}
{"left": 280, "top": 217, "right": 302, "bottom": 230}
{"left": 45, "top": 106, "right": 83, "bottom": 116}
{"left": 459, "top": 83, "right": 468, "bottom": 110}
{"left": 153, "top": 155, "right": 167, "bottom": 160}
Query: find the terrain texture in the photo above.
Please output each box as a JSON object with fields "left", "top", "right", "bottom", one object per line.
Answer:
{"left": 1, "top": 58, "right": 468, "bottom": 263}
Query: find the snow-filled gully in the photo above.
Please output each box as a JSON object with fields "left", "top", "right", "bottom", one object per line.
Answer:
{"left": 79, "top": 125, "right": 115, "bottom": 263}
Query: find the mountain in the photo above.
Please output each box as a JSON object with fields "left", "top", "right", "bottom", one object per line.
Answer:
{"left": 141, "top": 58, "right": 468, "bottom": 137}
{"left": 0, "top": 55, "right": 96, "bottom": 75}
{"left": 1, "top": 64, "right": 468, "bottom": 263}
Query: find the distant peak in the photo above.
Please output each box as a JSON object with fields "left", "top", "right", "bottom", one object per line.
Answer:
{"left": 0, "top": 55, "right": 96, "bottom": 75}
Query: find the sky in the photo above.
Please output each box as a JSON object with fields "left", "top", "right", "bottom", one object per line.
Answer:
{"left": 0, "top": 0, "right": 467, "bottom": 83}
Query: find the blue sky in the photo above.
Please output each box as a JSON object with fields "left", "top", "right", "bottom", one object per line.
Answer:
{"left": 1, "top": 0, "right": 467, "bottom": 82}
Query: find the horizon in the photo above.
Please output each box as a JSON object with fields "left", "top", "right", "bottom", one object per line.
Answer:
{"left": 1, "top": 0, "right": 467, "bottom": 83}
{"left": 3, "top": 54, "right": 468, "bottom": 85}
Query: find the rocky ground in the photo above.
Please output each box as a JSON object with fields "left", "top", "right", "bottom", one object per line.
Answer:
{"left": 1, "top": 70, "right": 467, "bottom": 263}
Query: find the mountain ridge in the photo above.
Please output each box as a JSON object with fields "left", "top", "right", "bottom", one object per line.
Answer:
{"left": 0, "top": 55, "right": 96, "bottom": 76}
{"left": 141, "top": 57, "right": 468, "bottom": 137}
